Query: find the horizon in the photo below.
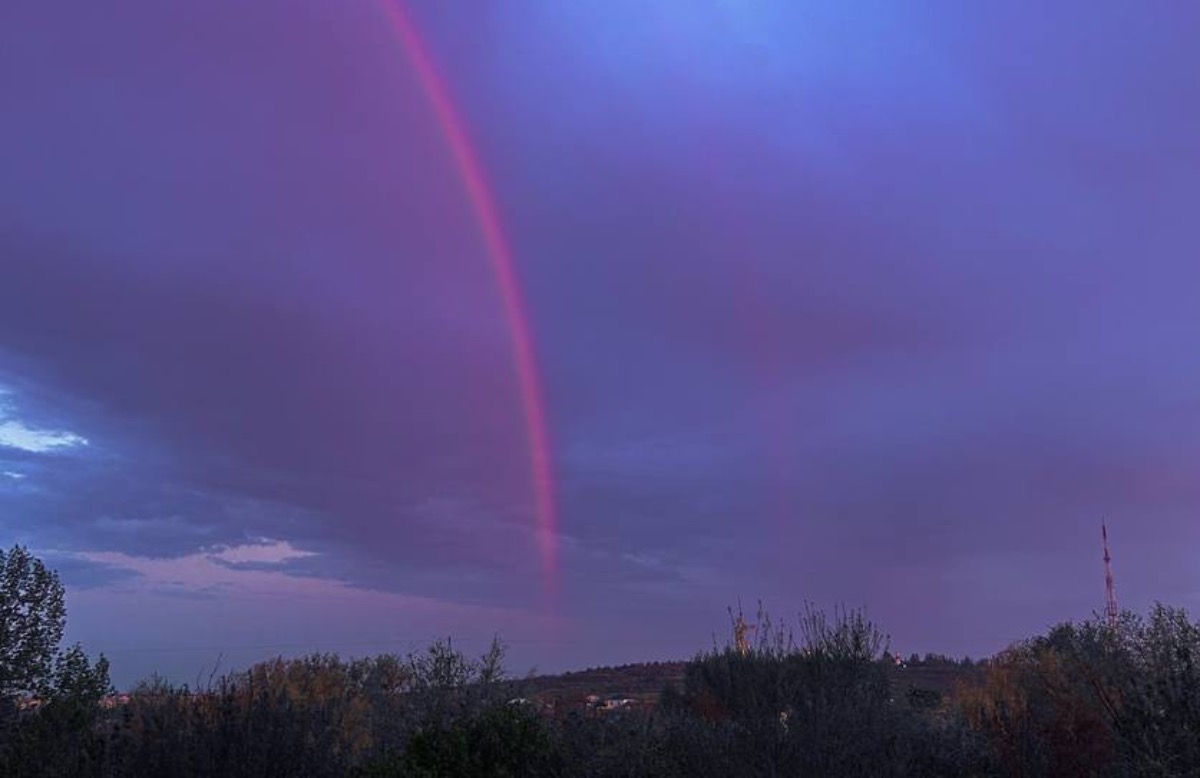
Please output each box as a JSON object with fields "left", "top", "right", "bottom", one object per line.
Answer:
{"left": 3, "top": 0, "right": 1198, "bottom": 691}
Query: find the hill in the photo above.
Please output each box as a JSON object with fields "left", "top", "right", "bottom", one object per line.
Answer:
{"left": 513, "top": 657, "right": 983, "bottom": 709}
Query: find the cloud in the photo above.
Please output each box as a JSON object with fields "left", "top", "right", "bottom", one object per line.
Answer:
{"left": 207, "top": 539, "right": 316, "bottom": 567}
{"left": 82, "top": 542, "right": 323, "bottom": 597}
{"left": 0, "top": 390, "right": 88, "bottom": 453}
{"left": 37, "top": 551, "right": 143, "bottom": 590}
{"left": 0, "top": 422, "right": 87, "bottom": 453}
{"left": 2, "top": 0, "right": 1200, "bottom": 681}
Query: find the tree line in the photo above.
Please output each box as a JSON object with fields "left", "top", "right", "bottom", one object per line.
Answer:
{"left": 3, "top": 544, "right": 1200, "bottom": 776}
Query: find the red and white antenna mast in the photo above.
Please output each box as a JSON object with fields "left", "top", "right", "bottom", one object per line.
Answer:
{"left": 1102, "top": 522, "right": 1119, "bottom": 629}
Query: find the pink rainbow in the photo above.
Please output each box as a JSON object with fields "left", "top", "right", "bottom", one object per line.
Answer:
{"left": 379, "top": 2, "right": 559, "bottom": 595}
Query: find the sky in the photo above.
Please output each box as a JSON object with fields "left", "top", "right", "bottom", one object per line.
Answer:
{"left": 2, "top": 1, "right": 1199, "bottom": 689}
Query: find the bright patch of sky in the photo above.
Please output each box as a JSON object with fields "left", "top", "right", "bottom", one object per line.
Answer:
{"left": 207, "top": 539, "right": 316, "bottom": 566}
{"left": 0, "top": 388, "right": 88, "bottom": 453}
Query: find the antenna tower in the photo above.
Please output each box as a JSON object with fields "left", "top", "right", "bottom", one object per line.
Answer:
{"left": 1102, "top": 522, "right": 1118, "bottom": 630}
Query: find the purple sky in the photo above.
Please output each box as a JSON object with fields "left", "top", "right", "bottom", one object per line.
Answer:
{"left": 3, "top": 1, "right": 1200, "bottom": 688}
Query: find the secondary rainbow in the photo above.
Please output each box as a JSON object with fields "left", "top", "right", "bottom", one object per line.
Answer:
{"left": 379, "top": 2, "right": 559, "bottom": 594}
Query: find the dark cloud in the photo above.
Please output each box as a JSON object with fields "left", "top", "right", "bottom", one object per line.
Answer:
{"left": 40, "top": 553, "right": 143, "bottom": 590}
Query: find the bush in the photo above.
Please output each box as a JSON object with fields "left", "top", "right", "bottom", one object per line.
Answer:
{"left": 16, "top": 544, "right": 1200, "bottom": 778}
{"left": 957, "top": 604, "right": 1200, "bottom": 777}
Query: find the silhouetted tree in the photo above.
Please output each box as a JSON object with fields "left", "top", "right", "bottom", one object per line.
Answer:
{"left": 0, "top": 545, "right": 67, "bottom": 704}
{"left": 0, "top": 546, "right": 111, "bottom": 776}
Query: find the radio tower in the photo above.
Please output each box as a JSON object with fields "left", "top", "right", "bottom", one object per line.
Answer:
{"left": 1102, "top": 522, "right": 1119, "bottom": 630}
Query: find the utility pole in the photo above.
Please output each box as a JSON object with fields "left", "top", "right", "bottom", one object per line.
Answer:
{"left": 1102, "top": 522, "right": 1119, "bottom": 630}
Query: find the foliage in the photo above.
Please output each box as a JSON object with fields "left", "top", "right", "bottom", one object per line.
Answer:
{"left": 388, "top": 703, "right": 556, "bottom": 777}
{"left": 0, "top": 545, "right": 68, "bottom": 701}
{"left": 9, "top": 546, "right": 1200, "bottom": 778}
{"left": 655, "top": 603, "right": 985, "bottom": 776}
{"left": 89, "top": 638, "right": 515, "bottom": 777}
{"left": 958, "top": 604, "right": 1200, "bottom": 777}
{"left": 0, "top": 546, "right": 112, "bottom": 776}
